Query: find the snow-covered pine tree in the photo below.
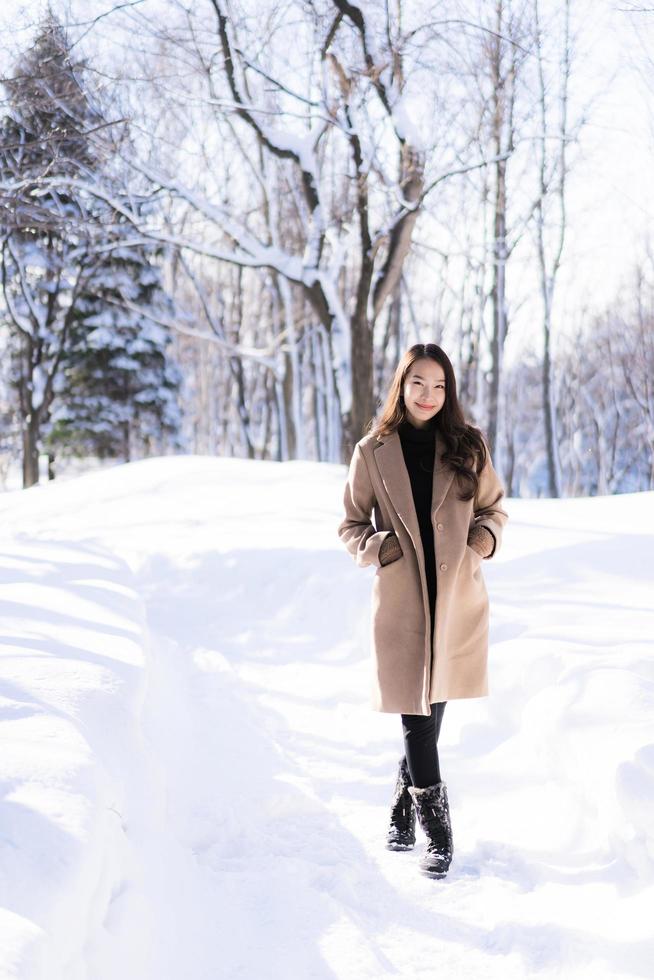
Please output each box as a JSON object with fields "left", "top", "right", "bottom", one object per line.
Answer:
{"left": 1, "top": 12, "right": 183, "bottom": 481}
{"left": 44, "top": 228, "right": 183, "bottom": 463}
{"left": 0, "top": 13, "right": 107, "bottom": 486}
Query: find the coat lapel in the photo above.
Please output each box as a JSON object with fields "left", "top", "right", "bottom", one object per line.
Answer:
{"left": 431, "top": 429, "right": 456, "bottom": 513}
{"left": 374, "top": 429, "right": 421, "bottom": 550}
{"left": 373, "top": 426, "right": 455, "bottom": 553}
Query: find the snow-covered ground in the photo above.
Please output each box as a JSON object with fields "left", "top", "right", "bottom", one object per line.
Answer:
{"left": 0, "top": 455, "right": 652, "bottom": 980}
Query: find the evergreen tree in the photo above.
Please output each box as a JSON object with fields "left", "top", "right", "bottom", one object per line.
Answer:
{"left": 0, "top": 13, "right": 105, "bottom": 486}
{"left": 0, "top": 13, "right": 182, "bottom": 482}
{"left": 45, "top": 230, "right": 183, "bottom": 462}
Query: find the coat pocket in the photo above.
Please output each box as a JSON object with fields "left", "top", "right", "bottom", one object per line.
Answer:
{"left": 465, "top": 542, "right": 483, "bottom": 565}
{"left": 376, "top": 551, "right": 405, "bottom": 573}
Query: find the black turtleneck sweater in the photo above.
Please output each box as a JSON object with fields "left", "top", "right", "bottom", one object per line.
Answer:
{"left": 398, "top": 416, "right": 437, "bottom": 631}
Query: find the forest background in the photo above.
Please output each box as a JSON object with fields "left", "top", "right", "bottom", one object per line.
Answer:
{"left": 1, "top": 0, "right": 654, "bottom": 498}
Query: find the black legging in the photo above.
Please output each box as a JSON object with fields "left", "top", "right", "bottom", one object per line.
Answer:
{"left": 401, "top": 700, "right": 446, "bottom": 788}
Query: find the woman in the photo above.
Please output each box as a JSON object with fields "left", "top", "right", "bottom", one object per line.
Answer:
{"left": 337, "top": 343, "right": 508, "bottom": 879}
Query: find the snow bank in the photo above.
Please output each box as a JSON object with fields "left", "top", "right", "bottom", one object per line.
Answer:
{"left": 0, "top": 538, "right": 156, "bottom": 979}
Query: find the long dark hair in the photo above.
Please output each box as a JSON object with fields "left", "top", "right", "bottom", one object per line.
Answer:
{"left": 369, "top": 343, "right": 487, "bottom": 501}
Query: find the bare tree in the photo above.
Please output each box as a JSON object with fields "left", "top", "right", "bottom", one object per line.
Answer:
{"left": 531, "top": 0, "right": 581, "bottom": 497}
{"left": 45, "top": 0, "right": 512, "bottom": 462}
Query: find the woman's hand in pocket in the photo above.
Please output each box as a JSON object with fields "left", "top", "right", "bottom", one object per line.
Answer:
{"left": 379, "top": 532, "right": 403, "bottom": 567}
{"left": 466, "top": 524, "right": 495, "bottom": 559}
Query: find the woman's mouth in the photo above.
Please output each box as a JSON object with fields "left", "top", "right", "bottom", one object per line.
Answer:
{"left": 416, "top": 403, "right": 434, "bottom": 410}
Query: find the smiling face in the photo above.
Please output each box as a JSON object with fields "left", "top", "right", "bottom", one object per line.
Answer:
{"left": 402, "top": 357, "right": 447, "bottom": 428}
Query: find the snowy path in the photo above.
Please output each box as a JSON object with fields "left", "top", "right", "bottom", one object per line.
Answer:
{"left": 1, "top": 457, "right": 653, "bottom": 979}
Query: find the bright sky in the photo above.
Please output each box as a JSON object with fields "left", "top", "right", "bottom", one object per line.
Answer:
{"left": 559, "top": 1, "right": 654, "bottom": 309}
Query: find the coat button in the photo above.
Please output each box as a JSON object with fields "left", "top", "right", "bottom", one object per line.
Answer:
{"left": 436, "top": 522, "right": 444, "bottom": 531}
{"left": 440, "top": 562, "right": 448, "bottom": 571}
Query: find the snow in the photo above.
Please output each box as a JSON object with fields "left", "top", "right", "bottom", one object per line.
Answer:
{"left": 0, "top": 456, "right": 652, "bottom": 979}
{"left": 30, "top": 365, "right": 47, "bottom": 412}
{"left": 264, "top": 122, "right": 323, "bottom": 179}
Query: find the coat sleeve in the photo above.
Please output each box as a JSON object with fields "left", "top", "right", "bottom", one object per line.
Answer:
{"left": 472, "top": 440, "right": 509, "bottom": 560}
{"left": 337, "top": 442, "right": 392, "bottom": 568}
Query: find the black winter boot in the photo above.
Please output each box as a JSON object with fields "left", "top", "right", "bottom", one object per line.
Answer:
{"left": 408, "top": 781, "right": 453, "bottom": 877}
{"left": 385, "top": 756, "right": 416, "bottom": 851}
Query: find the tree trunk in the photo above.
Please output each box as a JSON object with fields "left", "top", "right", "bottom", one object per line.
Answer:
{"left": 347, "top": 316, "right": 374, "bottom": 458}
{"left": 22, "top": 419, "right": 39, "bottom": 488}
{"left": 542, "top": 298, "right": 561, "bottom": 496}
{"left": 347, "top": 250, "right": 375, "bottom": 455}
{"left": 487, "top": 2, "right": 510, "bottom": 464}
{"left": 123, "top": 420, "right": 131, "bottom": 462}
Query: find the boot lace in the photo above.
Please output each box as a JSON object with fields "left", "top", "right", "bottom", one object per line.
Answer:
{"left": 423, "top": 800, "right": 451, "bottom": 856}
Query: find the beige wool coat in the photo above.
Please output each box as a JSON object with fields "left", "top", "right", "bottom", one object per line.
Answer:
{"left": 337, "top": 426, "right": 509, "bottom": 716}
